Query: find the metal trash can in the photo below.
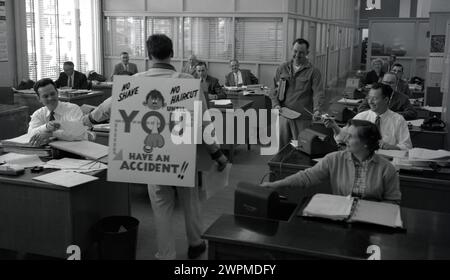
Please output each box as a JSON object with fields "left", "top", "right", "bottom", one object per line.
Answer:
{"left": 94, "top": 216, "right": 139, "bottom": 260}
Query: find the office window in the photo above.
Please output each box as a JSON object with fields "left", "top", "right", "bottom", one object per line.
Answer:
{"left": 184, "top": 17, "right": 232, "bottom": 60}
{"left": 147, "top": 18, "right": 181, "bottom": 58}
{"left": 26, "top": 0, "right": 99, "bottom": 81}
{"left": 236, "top": 18, "right": 283, "bottom": 62}
{"left": 104, "top": 17, "right": 145, "bottom": 58}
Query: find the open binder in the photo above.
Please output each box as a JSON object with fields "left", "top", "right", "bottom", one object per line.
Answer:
{"left": 299, "top": 194, "right": 404, "bottom": 229}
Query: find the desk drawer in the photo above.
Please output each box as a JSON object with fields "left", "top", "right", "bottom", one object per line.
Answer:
{"left": 209, "top": 241, "right": 325, "bottom": 260}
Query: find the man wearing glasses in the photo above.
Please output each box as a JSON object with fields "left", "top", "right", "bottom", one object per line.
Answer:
{"left": 357, "top": 72, "right": 417, "bottom": 120}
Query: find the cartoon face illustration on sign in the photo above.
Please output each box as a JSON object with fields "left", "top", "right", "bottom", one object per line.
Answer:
{"left": 143, "top": 90, "right": 167, "bottom": 110}
{"left": 143, "top": 90, "right": 167, "bottom": 154}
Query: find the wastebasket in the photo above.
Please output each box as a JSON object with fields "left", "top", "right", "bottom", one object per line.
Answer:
{"left": 94, "top": 216, "right": 140, "bottom": 260}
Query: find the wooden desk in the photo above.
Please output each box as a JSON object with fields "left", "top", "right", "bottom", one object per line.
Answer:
{"left": 91, "top": 83, "right": 113, "bottom": 99}
{"left": 269, "top": 145, "right": 450, "bottom": 213}
{"left": 0, "top": 105, "right": 29, "bottom": 140}
{"left": 0, "top": 169, "right": 130, "bottom": 259}
{"left": 204, "top": 208, "right": 450, "bottom": 260}
{"left": 14, "top": 90, "right": 108, "bottom": 115}
{"left": 210, "top": 99, "right": 254, "bottom": 163}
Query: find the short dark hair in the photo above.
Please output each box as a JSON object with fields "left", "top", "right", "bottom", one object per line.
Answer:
{"left": 371, "top": 82, "right": 393, "bottom": 100}
{"left": 195, "top": 61, "right": 207, "bottom": 69}
{"left": 348, "top": 119, "right": 382, "bottom": 154}
{"left": 146, "top": 34, "right": 174, "bottom": 60}
{"left": 33, "top": 78, "right": 57, "bottom": 96}
{"left": 392, "top": 63, "right": 404, "bottom": 71}
{"left": 292, "top": 38, "right": 310, "bottom": 50}
{"left": 63, "top": 61, "right": 74, "bottom": 67}
{"left": 120, "top": 52, "right": 129, "bottom": 56}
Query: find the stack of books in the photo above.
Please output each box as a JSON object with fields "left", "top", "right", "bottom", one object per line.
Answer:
{"left": 0, "top": 134, "right": 55, "bottom": 158}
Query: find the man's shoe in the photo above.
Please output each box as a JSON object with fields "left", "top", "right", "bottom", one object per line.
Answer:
{"left": 188, "top": 241, "right": 206, "bottom": 259}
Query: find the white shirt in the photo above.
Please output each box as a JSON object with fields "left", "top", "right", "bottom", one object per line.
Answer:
{"left": 28, "top": 101, "right": 87, "bottom": 141}
{"left": 233, "top": 71, "right": 243, "bottom": 85}
{"left": 335, "top": 109, "right": 413, "bottom": 150}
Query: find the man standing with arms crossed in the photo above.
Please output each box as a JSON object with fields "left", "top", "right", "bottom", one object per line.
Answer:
{"left": 271, "top": 38, "right": 326, "bottom": 150}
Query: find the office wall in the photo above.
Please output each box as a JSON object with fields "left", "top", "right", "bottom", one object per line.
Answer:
{"left": 102, "top": 0, "right": 358, "bottom": 87}
{"left": 0, "top": 0, "right": 16, "bottom": 87}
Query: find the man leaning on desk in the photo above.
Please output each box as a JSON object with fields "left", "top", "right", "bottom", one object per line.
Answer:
{"left": 28, "top": 79, "right": 87, "bottom": 147}
{"left": 326, "top": 83, "right": 412, "bottom": 151}
{"left": 262, "top": 120, "right": 401, "bottom": 204}
{"left": 55, "top": 61, "right": 89, "bottom": 90}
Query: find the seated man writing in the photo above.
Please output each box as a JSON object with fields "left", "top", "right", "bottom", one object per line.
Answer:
{"left": 262, "top": 120, "right": 401, "bottom": 204}
{"left": 28, "top": 78, "right": 87, "bottom": 146}
{"left": 326, "top": 83, "right": 412, "bottom": 151}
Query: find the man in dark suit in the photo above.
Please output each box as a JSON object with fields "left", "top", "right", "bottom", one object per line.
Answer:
{"left": 182, "top": 54, "right": 199, "bottom": 77}
{"left": 55, "top": 61, "right": 89, "bottom": 89}
{"left": 112, "top": 52, "right": 138, "bottom": 79}
{"left": 225, "top": 59, "right": 259, "bottom": 87}
{"left": 196, "top": 62, "right": 226, "bottom": 104}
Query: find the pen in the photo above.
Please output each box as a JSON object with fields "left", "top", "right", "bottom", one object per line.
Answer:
{"left": 303, "top": 108, "right": 314, "bottom": 117}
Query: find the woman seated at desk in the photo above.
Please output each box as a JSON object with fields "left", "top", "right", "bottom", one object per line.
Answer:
{"left": 262, "top": 120, "right": 401, "bottom": 204}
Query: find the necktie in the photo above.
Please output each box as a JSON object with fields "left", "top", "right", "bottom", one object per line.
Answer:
{"left": 68, "top": 76, "right": 73, "bottom": 88}
{"left": 125, "top": 64, "right": 129, "bottom": 72}
{"left": 375, "top": 115, "right": 381, "bottom": 131}
{"left": 49, "top": 111, "right": 55, "bottom": 122}
{"left": 234, "top": 73, "right": 238, "bottom": 86}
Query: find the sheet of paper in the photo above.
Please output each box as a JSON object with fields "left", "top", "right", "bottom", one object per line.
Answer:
{"left": 212, "top": 99, "right": 232, "bottom": 106}
{"left": 376, "top": 150, "right": 408, "bottom": 159}
{"left": 44, "top": 158, "right": 107, "bottom": 171}
{"left": 409, "top": 148, "right": 450, "bottom": 160}
{"left": 422, "top": 106, "right": 443, "bottom": 113}
{"left": 33, "top": 170, "right": 98, "bottom": 188}
{"left": 280, "top": 107, "right": 302, "bottom": 120}
{"left": 0, "top": 153, "right": 45, "bottom": 168}
{"left": 1, "top": 134, "right": 32, "bottom": 147}
{"left": 301, "top": 194, "right": 354, "bottom": 221}
{"left": 337, "top": 98, "right": 363, "bottom": 105}
{"left": 203, "top": 163, "right": 232, "bottom": 200}
{"left": 50, "top": 140, "right": 108, "bottom": 160}
{"left": 58, "top": 121, "right": 88, "bottom": 140}
{"left": 407, "top": 119, "right": 425, "bottom": 127}
{"left": 350, "top": 200, "right": 402, "bottom": 228}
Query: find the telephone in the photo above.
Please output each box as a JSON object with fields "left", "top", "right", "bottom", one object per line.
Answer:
{"left": 421, "top": 116, "right": 446, "bottom": 131}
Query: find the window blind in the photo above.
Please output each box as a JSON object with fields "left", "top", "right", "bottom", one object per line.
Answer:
{"left": 26, "top": 0, "right": 99, "bottom": 81}
{"left": 235, "top": 18, "right": 283, "bottom": 62}
{"left": 104, "top": 17, "right": 145, "bottom": 58}
{"left": 147, "top": 18, "right": 180, "bottom": 58}
{"left": 183, "top": 17, "right": 232, "bottom": 60}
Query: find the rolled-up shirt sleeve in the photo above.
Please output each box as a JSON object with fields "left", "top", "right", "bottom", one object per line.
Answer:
{"left": 28, "top": 110, "right": 49, "bottom": 136}
{"left": 382, "top": 165, "right": 401, "bottom": 203}
{"left": 276, "top": 154, "right": 331, "bottom": 189}
{"left": 396, "top": 120, "right": 413, "bottom": 150}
